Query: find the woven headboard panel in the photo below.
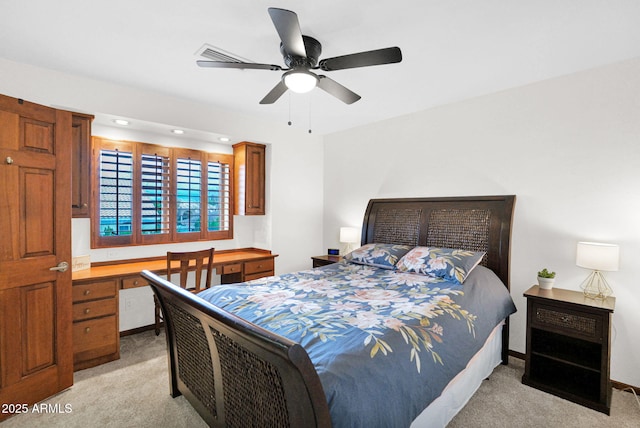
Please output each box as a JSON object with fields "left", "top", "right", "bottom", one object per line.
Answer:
{"left": 361, "top": 196, "right": 515, "bottom": 289}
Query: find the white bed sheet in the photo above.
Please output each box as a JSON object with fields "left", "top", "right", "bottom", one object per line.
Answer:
{"left": 410, "top": 322, "right": 504, "bottom": 428}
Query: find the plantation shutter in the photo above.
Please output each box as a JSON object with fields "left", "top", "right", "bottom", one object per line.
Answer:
{"left": 206, "top": 154, "right": 233, "bottom": 238}
{"left": 94, "top": 139, "right": 134, "bottom": 246}
{"left": 92, "top": 139, "right": 234, "bottom": 248}
{"left": 140, "top": 144, "right": 171, "bottom": 244}
{"left": 175, "top": 149, "right": 202, "bottom": 237}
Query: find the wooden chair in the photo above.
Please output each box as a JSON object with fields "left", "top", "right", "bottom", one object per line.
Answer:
{"left": 154, "top": 248, "right": 214, "bottom": 335}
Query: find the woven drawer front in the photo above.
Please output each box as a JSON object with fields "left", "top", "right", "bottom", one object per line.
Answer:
{"left": 535, "top": 307, "right": 597, "bottom": 335}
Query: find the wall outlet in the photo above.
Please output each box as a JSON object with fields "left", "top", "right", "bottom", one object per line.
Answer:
{"left": 107, "top": 250, "right": 120, "bottom": 259}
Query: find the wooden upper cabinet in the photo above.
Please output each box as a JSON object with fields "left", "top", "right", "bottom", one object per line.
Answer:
{"left": 233, "top": 142, "right": 265, "bottom": 215}
{"left": 71, "top": 113, "right": 93, "bottom": 217}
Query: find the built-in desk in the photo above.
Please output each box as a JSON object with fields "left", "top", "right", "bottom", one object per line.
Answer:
{"left": 71, "top": 247, "right": 277, "bottom": 370}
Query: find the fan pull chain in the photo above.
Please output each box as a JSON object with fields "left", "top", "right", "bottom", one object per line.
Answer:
{"left": 308, "top": 93, "right": 312, "bottom": 133}
{"left": 288, "top": 92, "right": 292, "bottom": 126}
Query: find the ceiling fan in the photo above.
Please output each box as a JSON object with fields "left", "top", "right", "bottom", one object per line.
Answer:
{"left": 197, "top": 7, "right": 402, "bottom": 105}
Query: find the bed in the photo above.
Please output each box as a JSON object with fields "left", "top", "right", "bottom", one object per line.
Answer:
{"left": 142, "top": 195, "right": 516, "bottom": 427}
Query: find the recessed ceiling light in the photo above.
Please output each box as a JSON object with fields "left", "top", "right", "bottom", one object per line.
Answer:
{"left": 171, "top": 129, "right": 185, "bottom": 135}
{"left": 113, "top": 119, "right": 130, "bottom": 126}
{"left": 219, "top": 137, "right": 230, "bottom": 142}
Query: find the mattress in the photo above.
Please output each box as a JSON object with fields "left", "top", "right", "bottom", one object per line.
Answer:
{"left": 411, "top": 322, "right": 504, "bottom": 427}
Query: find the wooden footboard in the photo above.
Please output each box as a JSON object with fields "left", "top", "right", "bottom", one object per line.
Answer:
{"left": 141, "top": 270, "right": 331, "bottom": 428}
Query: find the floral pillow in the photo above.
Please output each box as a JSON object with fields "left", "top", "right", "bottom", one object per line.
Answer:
{"left": 344, "top": 243, "right": 413, "bottom": 270}
{"left": 396, "top": 247, "right": 486, "bottom": 284}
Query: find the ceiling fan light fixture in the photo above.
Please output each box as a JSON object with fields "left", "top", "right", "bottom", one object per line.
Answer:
{"left": 283, "top": 69, "right": 318, "bottom": 93}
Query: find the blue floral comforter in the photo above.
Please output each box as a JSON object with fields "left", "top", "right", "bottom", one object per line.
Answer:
{"left": 198, "top": 262, "right": 516, "bottom": 428}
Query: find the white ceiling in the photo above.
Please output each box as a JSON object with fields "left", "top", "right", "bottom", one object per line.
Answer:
{"left": 2, "top": 1, "right": 640, "bottom": 135}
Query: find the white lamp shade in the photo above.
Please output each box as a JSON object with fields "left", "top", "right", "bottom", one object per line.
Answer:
{"left": 576, "top": 242, "right": 619, "bottom": 271}
{"left": 340, "top": 227, "right": 360, "bottom": 243}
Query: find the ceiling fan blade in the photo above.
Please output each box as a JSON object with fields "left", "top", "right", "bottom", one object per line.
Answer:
{"left": 268, "top": 8, "right": 306, "bottom": 58}
{"left": 259, "top": 81, "right": 288, "bottom": 104}
{"left": 319, "top": 47, "right": 402, "bottom": 71}
{"left": 317, "top": 76, "right": 361, "bottom": 104}
{"left": 197, "top": 60, "right": 282, "bottom": 71}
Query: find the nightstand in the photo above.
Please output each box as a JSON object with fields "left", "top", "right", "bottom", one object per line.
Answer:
{"left": 522, "top": 285, "right": 615, "bottom": 414}
{"left": 311, "top": 255, "right": 343, "bottom": 268}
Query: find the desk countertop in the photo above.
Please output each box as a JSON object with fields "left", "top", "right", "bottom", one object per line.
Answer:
{"left": 72, "top": 248, "right": 276, "bottom": 281}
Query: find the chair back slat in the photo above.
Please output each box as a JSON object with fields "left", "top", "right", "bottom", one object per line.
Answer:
{"left": 167, "top": 248, "right": 215, "bottom": 292}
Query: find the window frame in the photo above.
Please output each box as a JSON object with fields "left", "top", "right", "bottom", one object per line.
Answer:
{"left": 91, "top": 137, "right": 233, "bottom": 249}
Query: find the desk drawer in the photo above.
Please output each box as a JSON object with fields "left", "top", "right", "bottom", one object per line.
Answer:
{"left": 73, "top": 279, "right": 117, "bottom": 303}
{"left": 244, "top": 259, "right": 274, "bottom": 276}
{"left": 244, "top": 272, "right": 272, "bottom": 281}
{"left": 222, "top": 263, "right": 243, "bottom": 275}
{"left": 73, "top": 298, "right": 117, "bottom": 321}
{"left": 73, "top": 315, "right": 118, "bottom": 358}
{"left": 121, "top": 275, "right": 149, "bottom": 289}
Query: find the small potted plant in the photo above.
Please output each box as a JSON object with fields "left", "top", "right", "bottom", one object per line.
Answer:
{"left": 537, "top": 268, "right": 556, "bottom": 290}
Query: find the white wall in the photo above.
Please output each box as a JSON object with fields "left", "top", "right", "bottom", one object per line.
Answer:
{"left": 3, "top": 55, "right": 637, "bottom": 387}
{"left": 0, "top": 58, "right": 325, "bottom": 330}
{"left": 322, "top": 58, "right": 640, "bottom": 387}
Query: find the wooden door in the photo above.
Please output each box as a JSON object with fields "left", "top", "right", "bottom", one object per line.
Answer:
{"left": 0, "top": 94, "right": 73, "bottom": 420}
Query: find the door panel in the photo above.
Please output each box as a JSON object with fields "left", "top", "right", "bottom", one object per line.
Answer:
{"left": 22, "top": 283, "right": 55, "bottom": 374}
{"left": 22, "top": 168, "right": 55, "bottom": 256}
{"left": 0, "top": 94, "right": 72, "bottom": 421}
{"left": 21, "top": 118, "right": 55, "bottom": 153}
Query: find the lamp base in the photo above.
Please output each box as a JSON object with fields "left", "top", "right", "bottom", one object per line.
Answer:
{"left": 341, "top": 243, "right": 356, "bottom": 256}
{"left": 579, "top": 270, "right": 613, "bottom": 300}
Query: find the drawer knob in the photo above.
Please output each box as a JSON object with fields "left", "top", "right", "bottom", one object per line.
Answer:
{"left": 561, "top": 315, "right": 570, "bottom": 323}
{"left": 133, "top": 280, "right": 139, "bottom": 285}
{"left": 85, "top": 327, "right": 91, "bottom": 334}
{"left": 84, "top": 308, "right": 90, "bottom": 314}
{"left": 84, "top": 290, "right": 91, "bottom": 296}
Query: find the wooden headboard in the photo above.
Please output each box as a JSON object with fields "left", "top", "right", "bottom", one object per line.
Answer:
{"left": 361, "top": 195, "right": 516, "bottom": 290}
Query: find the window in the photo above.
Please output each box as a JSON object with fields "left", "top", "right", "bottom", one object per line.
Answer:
{"left": 92, "top": 137, "right": 233, "bottom": 248}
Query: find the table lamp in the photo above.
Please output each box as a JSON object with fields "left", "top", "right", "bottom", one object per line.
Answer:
{"left": 340, "top": 227, "right": 360, "bottom": 255}
{"left": 576, "top": 241, "right": 619, "bottom": 299}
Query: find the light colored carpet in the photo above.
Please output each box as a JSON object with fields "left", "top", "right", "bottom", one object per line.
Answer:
{"left": 2, "top": 330, "right": 638, "bottom": 427}
{"left": 448, "top": 357, "right": 640, "bottom": 428}
{"left": 1, "top": 331, "right": 206, "bottom": 428}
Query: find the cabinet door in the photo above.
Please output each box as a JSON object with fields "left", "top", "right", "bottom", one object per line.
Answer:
{"left": 245, "top": 144, "right": 265, "bottom": 215}
{"left": 71, "top": 113, "right": 93, "bottom": 217}
{"left": 233, "top": 142, "right": 265, "bottom": 215}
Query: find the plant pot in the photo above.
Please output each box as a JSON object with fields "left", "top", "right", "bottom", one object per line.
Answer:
{"left": 537, "top": 276, "right": 555, "bottom": 290}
